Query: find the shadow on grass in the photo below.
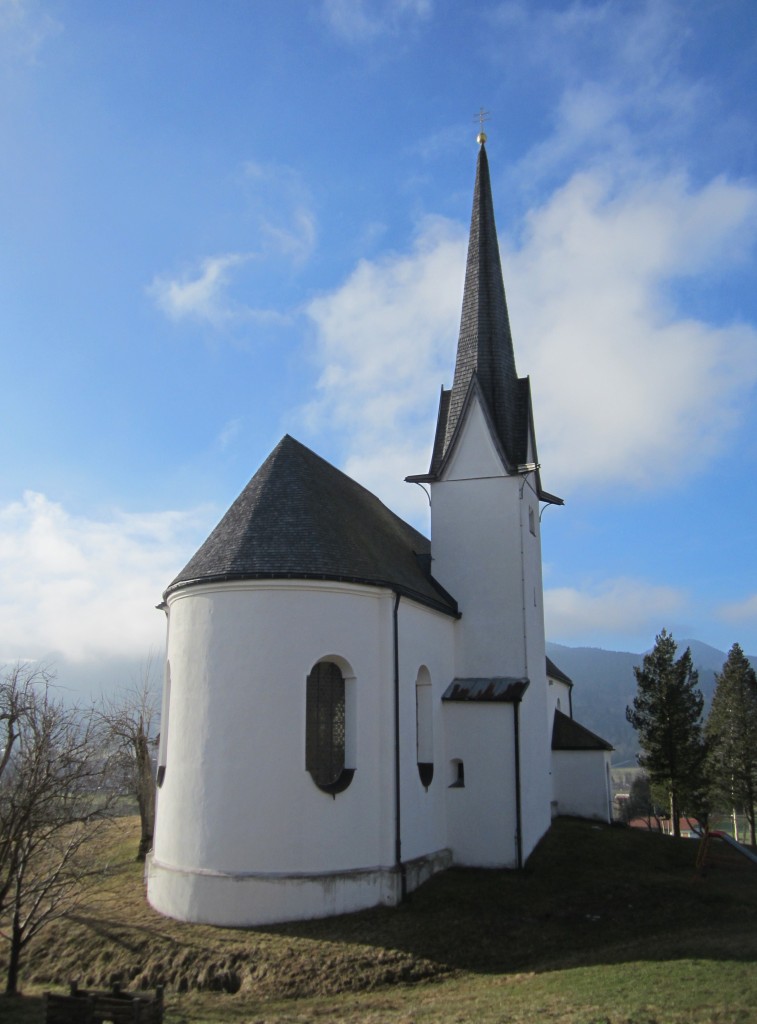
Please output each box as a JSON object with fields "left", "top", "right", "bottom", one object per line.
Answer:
{"left": 0, "top": 993, "right": 44, "bottom": 1024}
{"left": 13, "top": 818, "right": 757, "bottom": 1003}
{"left": 64, "top": 911, "right": 200, "bottom": 953}
{"left": 256, "top": 818, "right": 757, "bottom": 977}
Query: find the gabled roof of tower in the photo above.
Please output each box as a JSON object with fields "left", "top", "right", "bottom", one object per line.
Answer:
{"left": 165, "top": 434, "right": 458, "bottom": 616}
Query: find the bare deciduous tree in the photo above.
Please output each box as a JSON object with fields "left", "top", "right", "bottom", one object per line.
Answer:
{"left": 0, "top": 663, "right": 64, "bottom": 923}
{"left": 0, "top": 662, "right": 50, "bottom": 806}
{"left": 0, "top": 663, "right": 112, "bottom": 995}
{"left": 99, "top": 657, "right": 160, "bottom": 861}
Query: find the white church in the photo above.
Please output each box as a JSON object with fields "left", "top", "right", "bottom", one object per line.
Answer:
{"left": 147, "top": 135, "right": 613, "bottom": 927}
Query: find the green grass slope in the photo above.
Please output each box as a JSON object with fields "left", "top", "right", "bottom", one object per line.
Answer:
{"left": 3, "top": 816, "right": 757, "bottom": 1023}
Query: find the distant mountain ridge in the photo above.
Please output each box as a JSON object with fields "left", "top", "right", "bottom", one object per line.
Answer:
{"left": 546, "top": 640, "right": 757, "bottom": 766}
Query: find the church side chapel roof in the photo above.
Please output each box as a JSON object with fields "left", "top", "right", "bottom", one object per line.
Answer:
{"left": 442, "top": 677, "right": 529, "bottom": 702}
{"left": 551, "top": 709, "right": 614, "bottom": 752}
{"left": 165, "top": 434, "right": 458, "bottom": 616}
{"left": 546, "top": 656, "right": 573, "bottom": 687}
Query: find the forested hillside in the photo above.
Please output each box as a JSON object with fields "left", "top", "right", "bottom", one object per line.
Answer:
{"left": 546, "top": 640, "right": 757, "bottom": 765}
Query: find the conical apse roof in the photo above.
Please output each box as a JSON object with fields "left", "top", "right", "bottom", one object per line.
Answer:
{"left": 165, "top": 435, "right": 458, "bottom": 616}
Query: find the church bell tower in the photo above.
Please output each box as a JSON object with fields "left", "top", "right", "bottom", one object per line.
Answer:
{"left": 407, "top": 131, "right": 563, "bottom": 862}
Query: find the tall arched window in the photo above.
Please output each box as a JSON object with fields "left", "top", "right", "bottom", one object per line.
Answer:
{"left": 415, "top": 666, "right": 434, "bottom": 788}
{"left": 306, "top": 660, "right": 354, "bottom": 795}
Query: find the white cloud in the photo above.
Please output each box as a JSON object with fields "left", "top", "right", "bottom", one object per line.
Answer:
{"left": 718, "top": 594, "right": 757, "bottom": 626}
{"left": 148, "top": 253, "right": 252, "bottom": 326}
{"left": 322, "top": 0, "right": 431, "bottom": 43}
{"left": 494, "top": 0, "right": 685, "bottom": 87}
{"left": 147, "top": 253, "right": 290, "bottom": 328}
{"left": 302, "top": 165, "right": 757, "bottom": 517}
{"left": 0, "top": 0, "right": 62, "bottom": 66}
{"left": 304, "top": 215, "right": 466, "bottom": 520}
{"left": 492, "top": 1, "right": 711, "bottom": 191}
{"left": 150, "top": 161, "right": 316, "bottom": 328}
{"left": 506, "top": 168, "right": 757, "bottom": 493}
{"left": 217, "top": 417, "right": 243, "bottom": 450}
{"left": 544, "top": 578, "right": 686, "bottom": 644}
{"left": 261, "top": 207, "right": 317, "bottom": 266}
{"left": 242, "top": 160, "right": 317, "bottom": 265}
{"left": 0, "top": 492, "right": 212, "bottom": 663}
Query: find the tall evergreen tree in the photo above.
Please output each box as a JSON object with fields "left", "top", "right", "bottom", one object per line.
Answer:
{"left": 626, "top": 629, "right": 706, "bottom": 838}
{"left": 706, "top": 643, "right": 757, "bottom": 846}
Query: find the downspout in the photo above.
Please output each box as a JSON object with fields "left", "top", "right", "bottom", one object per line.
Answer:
{"left": 516, "top": 477, "right": 528, "bottom": 871}
{"left": 393, "top": 591, "right": 407, "bottom": 901}
{"left": 517, "top": 476, "right": 530, "bottom": 679}
{"left": 513, "top": 695, "right": 523, "bottom": 870}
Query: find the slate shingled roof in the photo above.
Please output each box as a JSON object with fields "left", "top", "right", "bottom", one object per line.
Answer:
{"left": 546, "top": 656, "right": 573, "bottom": 687}
{"left": 165, "top": 435, "right": 458, "bottom": 616}
{"left": 551, "top": 709, "right": 613, "bottom": 752}
{"left": 429, "top": 142, "right": 529, "bottom": 475}
{"left": 442, "top": 677, "right": 529, "bottom": 702}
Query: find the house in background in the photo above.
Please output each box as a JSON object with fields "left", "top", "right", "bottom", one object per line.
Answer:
{"left": 147, "top": 134, "right": 613, "bottom": 928}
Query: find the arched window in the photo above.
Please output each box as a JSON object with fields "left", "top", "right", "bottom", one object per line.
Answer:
{"left": 415, "top": 666, "right": 434, "bottom": 788}
{"left": 306, "top": 660, "right": 354, "bottom": 795}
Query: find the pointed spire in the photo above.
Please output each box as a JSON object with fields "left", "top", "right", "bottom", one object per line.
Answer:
{"left": 441, "top": 140, "right": 523, "bottom": 467}
{"left": 408, "top": 138, "right": 561, "bottom": 502}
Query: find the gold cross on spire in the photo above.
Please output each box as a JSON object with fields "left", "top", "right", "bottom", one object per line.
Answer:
{"left": 475, "top": 107, "right": 490, "bottom": 144}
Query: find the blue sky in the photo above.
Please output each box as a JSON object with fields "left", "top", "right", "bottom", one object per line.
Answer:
{"left": 2, "top": 0, "right": 757, "bottom": 690}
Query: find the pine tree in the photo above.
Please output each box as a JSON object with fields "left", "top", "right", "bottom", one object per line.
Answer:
{"left": 626, "top": 629, "right": 706, "bottom": 838}
{"left": 706, "top": 643, "right": 757, "bottom": 846}
{"left": 621, "top": 773, "right": 664, "bottom": 830}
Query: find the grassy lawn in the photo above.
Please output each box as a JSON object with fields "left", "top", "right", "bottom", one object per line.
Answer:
{"left": 2, "top": 817, "right": 757, "bottom": 1022}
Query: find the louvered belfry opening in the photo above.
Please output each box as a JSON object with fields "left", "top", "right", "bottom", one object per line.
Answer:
{"left": 306, "top": 661, "right": 346, "bottom": 788}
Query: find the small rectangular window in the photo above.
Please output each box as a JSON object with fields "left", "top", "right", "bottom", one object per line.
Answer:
{"left": 449, "top": 759, "right": 465, "bottom": 788}
{"left": 529, "top": 506, "right": 536, "bottom": 536}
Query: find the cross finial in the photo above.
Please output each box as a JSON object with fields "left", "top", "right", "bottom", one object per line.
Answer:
{"left": 475, "top": 107, "right": 490, "bottom": 144}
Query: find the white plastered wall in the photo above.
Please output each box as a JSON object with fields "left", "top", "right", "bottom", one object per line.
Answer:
{"left": 547, "top": 678, "right": 572, "bottom": 721}
{"left": 430, "top": 397, "right": 552, "bottom": 864}
{"left": 552, "top": 749, "right": 613, "bottom": 823}
{"left": 443, "top": 703, "right": 518, "bottom": 866}
{"left": 148, "top": 579, "right": 460, "bottom": 926}
{"left": 149, "top": 579, "right": 400, "bottom": 924}
{"left": 431, "top": 399, "right": 527, "bottom": 679}
{"left": 395, "top": 600, "right": 455, "bottom": 865}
